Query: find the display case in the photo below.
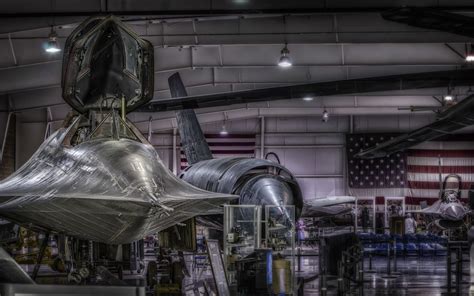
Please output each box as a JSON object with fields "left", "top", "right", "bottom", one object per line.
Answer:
{"left": 264, "top": 205, "right": 296, "bottom": 295}
{"left": 223, "top": 205, "right": 262, "bottom": 287}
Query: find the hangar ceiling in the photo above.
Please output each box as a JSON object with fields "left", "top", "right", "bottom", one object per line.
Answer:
{"left": 0, "top": 0, "right": 474, "bottom": 133}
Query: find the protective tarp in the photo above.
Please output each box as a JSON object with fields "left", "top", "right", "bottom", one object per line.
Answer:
{"left": 0, "top": 116, "right": 236, "bottom": 244}
{"left": 0, "top": 247, "right": 34, "bottom": 284}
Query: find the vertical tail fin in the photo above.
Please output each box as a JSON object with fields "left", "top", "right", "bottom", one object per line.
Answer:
{"left": 168, "top": 72, "right": 190, "bottom": 99}
{"left": 168, "top": 73, "right": 213, "bottom": 165}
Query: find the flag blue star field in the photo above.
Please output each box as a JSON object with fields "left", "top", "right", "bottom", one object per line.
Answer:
{"left": 347, "top": 134, "right": 408, "bottom": 198}
{"left": 347, "top": 133, "right": 474, "bottom": 205}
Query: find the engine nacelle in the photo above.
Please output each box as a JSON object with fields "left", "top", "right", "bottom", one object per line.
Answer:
{"left": 179, "top": 157, "right": 303, "bottom": 218}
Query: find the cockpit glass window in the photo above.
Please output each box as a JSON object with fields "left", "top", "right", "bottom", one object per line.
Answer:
{"left": 444, "top": 175, "right": 460, "bottom": 191}
{"left": 119, "top": 27, "right": 140, "bottom": 78}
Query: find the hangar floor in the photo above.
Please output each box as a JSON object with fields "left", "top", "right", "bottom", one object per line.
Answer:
{"left": 26, "top": 250, "right": 470, "bottom": 295}
{"left": 175, "top": 250, "right": 470, "bottom": 295}
{"left": 302, "top": 255, "right": 470, "bottom": 296}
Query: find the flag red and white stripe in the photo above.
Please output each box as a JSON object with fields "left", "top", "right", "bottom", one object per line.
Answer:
{"left": 406, "top": 138, "right": 474, "bottom": 205}
{"left": 347, "top": 134, "right": 474, "bottom": 207}
{"left": 180, "top": 134, "right": 256, "bottom": 170}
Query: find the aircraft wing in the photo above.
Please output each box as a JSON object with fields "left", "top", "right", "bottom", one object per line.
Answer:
{"left": 301, "top": 196, "right": 355, "bottom": 218}
{"left": 382, "top": 7, "right": 474, "bottom": 38}
{"left": 356, "top": 95, "right": 474, "bottom": 158}
{"left": 406, "top": 200, "right": 445, "bottom": 217}
{"left": 0, "top": 121, "right": 237, "bottom": 244}
{"left": 141, "top": 69, "right": 474, "bottom": 112}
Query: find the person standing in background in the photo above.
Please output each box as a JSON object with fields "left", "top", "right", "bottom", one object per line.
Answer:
{"left": 361, "top": 207, "right": 370, "bottom": 232}
{"left": 296, "top": 219, "right": 305, "bottom": 246}
{"left": 405, "top": 213, "right": 417, "bottom": 234}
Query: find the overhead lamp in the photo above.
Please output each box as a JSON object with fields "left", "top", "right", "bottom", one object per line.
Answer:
{"left": 278, "top": 44, "right": 292, "bottom": 68}
{"left": 45, "top": 27, "right": 61, "bottom": 53}
{"left": 443, "top": 94, "right": 454, "bottom": 102}
{"left": 443, "top": 87, "right": 454, "bottom": 102}
{"left": 322, "top": 109, "right": 329, "bottom": 122}
{"left": 466, "top": 44, "right": 474, "bottom": 62}
{"left": 220, "top": 122, "right": 228, "bottom": 136}
{"left": 302, "top": 96, "right": 314, "bottom": 101}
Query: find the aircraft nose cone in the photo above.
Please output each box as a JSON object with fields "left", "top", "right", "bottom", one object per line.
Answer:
{"left": 444, "top": 204, "right": 465, "bottom": 220}
{"left": 240, "top": 175, "right": 294, "bottom": 208}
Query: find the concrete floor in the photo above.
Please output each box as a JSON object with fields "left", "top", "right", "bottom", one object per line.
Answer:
{"left": 302, "top": 255, "right": 470, "bottom": 296}
{"left": 183, "top": 252, "right": 470, "bottom": 295}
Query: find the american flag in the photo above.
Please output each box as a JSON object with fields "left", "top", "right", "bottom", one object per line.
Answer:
{"left": 347, "top": 134, "right": 474, "bottom": 206}
{"left": 180, "top": 134, "right": 256, "bottom": 170}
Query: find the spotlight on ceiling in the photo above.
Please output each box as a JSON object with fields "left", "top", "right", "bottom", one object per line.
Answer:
{"left": 302, "top": 96, "right": 314, "bottom": 101}
{"left": 466, "top": 44, "right": 474, "bottom": 62}
{"left": 278, "top": 44, "right": 292, "bottom": 68}
{"left": 322, "top": 109, "right": 329, "bottom": 123}
{"left": 45, "top": 28, "right": 61, "bottom": 53}
{"left": 220, "top": 122, "right": 228, "bottom": 136}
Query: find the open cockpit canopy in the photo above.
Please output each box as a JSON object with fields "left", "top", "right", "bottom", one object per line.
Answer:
{"left": 62, "top": 16, "right": 154, "bottom": 114}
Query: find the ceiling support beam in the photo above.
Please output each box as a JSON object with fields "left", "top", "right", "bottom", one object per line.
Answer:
{"left": 2, "top": 6, "right": 474, "bottom": 18}
{"left": 132, "top": 106, "right": 430, "bottom": 132}
{"left": 7, "top": 33, "right": 17, "bottom": 66}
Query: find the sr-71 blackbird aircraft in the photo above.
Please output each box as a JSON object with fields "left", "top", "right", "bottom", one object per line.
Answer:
{"left": 0, "top": 15, "right": 353, "bottom": 246}
{"left": 0, "top": 14, "right": 473, "bottom": 245}
{"left": 0, "top": 16, "right": 236, "bottom": 245}
{"left": 169, "top": 72, "right": 355, "bottom": 219}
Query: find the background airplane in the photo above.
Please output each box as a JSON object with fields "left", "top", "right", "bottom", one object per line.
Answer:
{"left": 169, "top": 72, "right": 355, "bottom": 219}
{"left": 410, "top": 174, "right": 470, "bottom": 230}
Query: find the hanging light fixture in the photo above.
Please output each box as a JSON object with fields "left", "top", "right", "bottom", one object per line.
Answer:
{"left": 443, "top": 87, "right": 454, "bottom": 102}
{"left": 220, "top": 122, "right": 228, "bottom": 136}
{"left": 220, "top": 112, "right": 229, "bottom": 136}
{"left": 322, "top": 109, "right": 329, "bottom": 122}
{"left": 302, "top": 96, "right": 314, "bottom": 101}
{"left": 45, "top": 27, "right": 61, "bottom": 53}
{"left": 443, "top": 94, "right": 454, "bottom": 102}
{"left": 278, "top": 44, "right": 292, "bottom": 68}
{"left": 466, "top": 44, "right": 474, "bottom": 62}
